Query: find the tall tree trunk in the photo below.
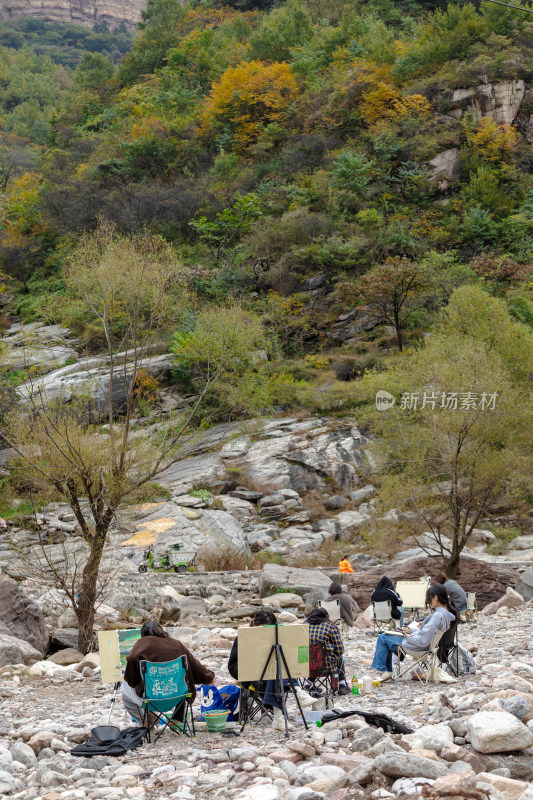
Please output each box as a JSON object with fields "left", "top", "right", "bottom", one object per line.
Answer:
{"left": 76, "top": 530, "right": 106, "bottom": 654}
{"left": 446, "top": 526, "right": 462, "bottom": 579}
{"left": 394, "top": 307, "right": 403, "bottom": 352}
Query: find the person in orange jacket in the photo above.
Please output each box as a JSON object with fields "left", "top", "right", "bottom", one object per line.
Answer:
{"left": 339, "top": 555, "right": 354, "bottom": 573}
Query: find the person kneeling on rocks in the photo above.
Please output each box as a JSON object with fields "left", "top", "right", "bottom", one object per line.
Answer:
{"left": 228, "top": 609, "right": 316, "bottom": 731}
{"left": 122, "top": 620, "right": 215, "bottom": 724}
{"left": 371, "top": 584, "right": 458, "bottom": 680}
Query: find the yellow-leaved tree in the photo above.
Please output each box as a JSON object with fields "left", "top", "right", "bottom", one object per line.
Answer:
{"left": 201, "top": 59, "right": 299, "bottom": 151}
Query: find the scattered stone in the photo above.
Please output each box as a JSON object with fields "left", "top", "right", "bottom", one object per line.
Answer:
{"left": 477, "top": 772, "right": 530, "bottom": 800}
{"left": 501, "top": 697, "right": 530, "bottom": 721}
{"left": 9, "top": 742, "right": 37, "bottom": 767}
{"left": 47, "top": 647, "right": 84, "bottom": 666}
{"left": 374, "top": 752, "right": 450, "bottom": 779}
{"left": 467, "top": 711, "right": 533, "bottom": 754}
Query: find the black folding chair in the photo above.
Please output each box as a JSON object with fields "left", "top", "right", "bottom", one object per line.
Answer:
{"left": 300, "top": 643, "right": 336, "bottom": 708}
{"left": 437, "top": 626, "right": 460, "bottom": 677}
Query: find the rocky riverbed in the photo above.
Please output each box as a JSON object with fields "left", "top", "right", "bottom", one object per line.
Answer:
{"left": 2, "top": 601, "right": 533, "bottom": 800}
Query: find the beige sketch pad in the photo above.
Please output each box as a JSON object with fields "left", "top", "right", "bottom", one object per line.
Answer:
{"left": 396, "top": 580, "right": 427, "bottom": 609}
{"left": 237, "top": 624, "right": 310, "bottom": 682}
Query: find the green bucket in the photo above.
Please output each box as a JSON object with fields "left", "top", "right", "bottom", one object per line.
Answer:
{"left": 204, "top": 711, "right": 229, "bottom": 732}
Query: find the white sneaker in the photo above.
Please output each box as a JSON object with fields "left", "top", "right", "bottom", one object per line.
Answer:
{"left": 295, "top": 687, "right": 316, "bottom": 708}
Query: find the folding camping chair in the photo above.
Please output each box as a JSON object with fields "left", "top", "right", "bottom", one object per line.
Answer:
{"left": 393, "top": 629, "right": 444, "bottom": 682}
{"left": 437, "top": 626, "right": 460, "bottom": 677}
{"left": 463, "top": 592, "right": 477, "bottom": 622}
{"left": 300, "top": 642, "right": 336, "bottom": 708}
{"left": 140, "top": 656, "right": 195, "bottom": 742}
{"left": 372, "top": 600, "right": 396, "bottom": 634}
{"left": 319, "top": 598, "right": 345, "bottom": 634}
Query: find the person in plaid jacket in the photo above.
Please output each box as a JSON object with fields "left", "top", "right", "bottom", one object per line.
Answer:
{"left": 306, "top": 607, "right": 350, "bottom": 695}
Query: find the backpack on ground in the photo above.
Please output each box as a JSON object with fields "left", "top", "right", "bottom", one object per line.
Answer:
{"left": 70, "top": 727, "right": 148, "bottom": 757}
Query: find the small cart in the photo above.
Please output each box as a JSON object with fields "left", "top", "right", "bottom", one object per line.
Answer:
{"left": 138, "top": 543, "right": 197, "bottom": 573}
{"left": 169, "top": 546, "right": 198, "bottom": 573}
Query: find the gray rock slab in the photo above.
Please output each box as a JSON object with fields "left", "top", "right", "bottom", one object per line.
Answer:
{"left": 374, "top": 752, "right": 450, "bottom": 779}
{"left": 467, "top": 711, "right": 533, "bottom": 754}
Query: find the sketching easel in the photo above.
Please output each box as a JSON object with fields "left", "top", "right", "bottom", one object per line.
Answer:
{"left": 239, "top": 624, "right": 309, "bottom": 738}
{"left": 395, "top": 579, "right": 428, "bottom": 620}
{"left": 98, "top": 628, "right": 143, "bottom": 723}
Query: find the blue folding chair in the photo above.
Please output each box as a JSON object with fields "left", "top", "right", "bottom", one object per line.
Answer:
{"left": 140, "top": 656, "right": 195, "bottom": 741}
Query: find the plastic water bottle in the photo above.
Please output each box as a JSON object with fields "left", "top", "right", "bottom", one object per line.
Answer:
{"left": 331, "top": 669, "right": 339, "bottom": 692}
{"left": 351, "top": 674, "right": 359, "bottom": 695}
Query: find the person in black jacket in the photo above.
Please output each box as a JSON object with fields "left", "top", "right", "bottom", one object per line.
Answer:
{"left": 371, "top": 576, "right": 404, "bottom": 627}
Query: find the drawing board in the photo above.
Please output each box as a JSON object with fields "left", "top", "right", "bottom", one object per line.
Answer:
{"left": 237, "top": 624, "right": 310, "bottom": 681}
{"left": 395, "top": 580, "right": 427, "bottom": 610}
{"left": 98, "top": 628, "right": 142, "bottom": 684}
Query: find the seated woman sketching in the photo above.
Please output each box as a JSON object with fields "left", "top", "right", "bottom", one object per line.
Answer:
{"left": 122, "top": 621, "right": 215, "bottom": 725}
{"left": 371, "top": 584, "right": 458, "bottom": 680}
{"left": 228, "top": 609, "right": 315, "bottom": 731}
{"left": 304, "top": 606, "right": 350, "bottom": 695}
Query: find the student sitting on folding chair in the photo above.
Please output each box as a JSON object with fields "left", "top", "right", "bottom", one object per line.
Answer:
{"left": 227, "top": 609, "right": 315, "bottom": 731}
{"left": 433, "top": 572, "right": 467, "bottom": 613}
{"left": 140, "top": 655, "right": 195, "bottom": 741}
{"left": 122, "top": 621, "right": 214, "bottom": 726}
{"left": 396, "top": 629, "right": 444, "bottom": 683}
{"left": 305, "top": 607, "right": 350, "bottom": 695}
{"left": 371, "top": 576, "right": 404, "bottom": 628}
{"left": 370, "top": 585, "right": 459, "bottom": 680}
{"left": 371, "top": 600, "right": 395, "bottom": 634}
{"left": 325, "top": 582, "right": 359, "bottom": 628}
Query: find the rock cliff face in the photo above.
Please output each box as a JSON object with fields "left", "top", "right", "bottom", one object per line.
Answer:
{"left": 0, "top": 0, "right": 146, "bottom": 30}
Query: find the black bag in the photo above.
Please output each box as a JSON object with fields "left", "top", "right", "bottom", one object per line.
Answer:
{"left": 70, "top": 727, "right": 148, "bottom": 757}
{"left": 320, "top": 708, "right": 413, "bottom": 735}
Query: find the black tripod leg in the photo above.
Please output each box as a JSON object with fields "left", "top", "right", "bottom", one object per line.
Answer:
{"left": 241, "top": 646, "right": 275, "bottom": 733}
{"left": 280, "top": 646, "right": 309, "bottom": 731}
{"left": 274, "top": 645, "right": 290, "bottom": 738}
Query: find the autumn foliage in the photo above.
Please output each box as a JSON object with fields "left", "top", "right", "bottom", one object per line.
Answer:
{"left": 466, "top": 117, "right": 519, "bottom": 163}
{"left": 201, "top": 59, "right": 299, "bottom": 150}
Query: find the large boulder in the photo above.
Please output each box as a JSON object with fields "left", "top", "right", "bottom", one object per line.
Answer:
{"left": 516, "top": 567, "right": 533, "bottom": 601}
{"left": 260, "top": 564, "right": 332, "bottom": 597}
{"left": 345, "top": 556, "right": 519, "bottom": 609}
{"left": 483, "top": 587, "right": 525, "bottom": 616}
{"left": 121, "top": 501, "right": 249, "bottom": 560}
{"left": 467, "top": 711, "right": 533, "bottom": 754}
{"left": 18, "top": 352, "right": 173, "bottom": 420}
{"left": 0, "top": 575, "right": 49, "bottom": 655}
{"left": 0, "top": 634, "right": 42, "bottom": 667}
{"left": 445, "top": 80, "right": 525, "bottom": 124}
{"left": 426, "top": 148, "right": 461, "bottom": 191}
